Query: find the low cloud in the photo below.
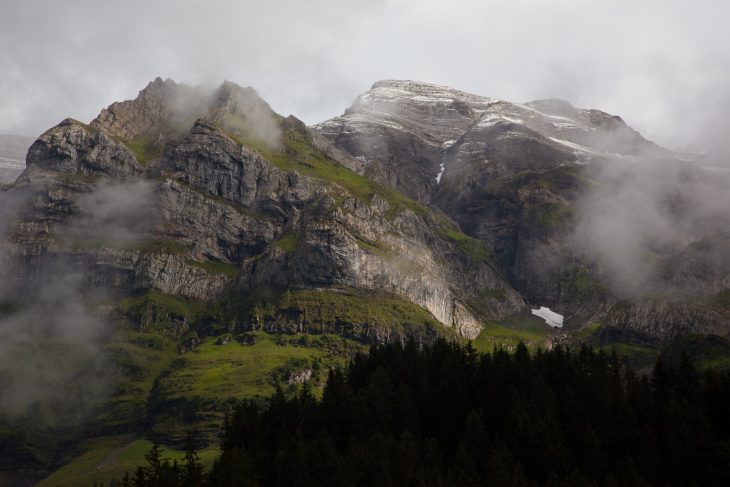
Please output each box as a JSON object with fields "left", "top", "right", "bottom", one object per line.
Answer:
{"left": 64, "top": 180, "right": 156, "bottom": 244}
{"left": 0, "top": 270, "right": 111, "bottom": 418}
{"left": 572, "top": 156, "right": 730, "bottom": 296}
{"left": 1, "top": 0, "right": 729, "bottom": 155}
{"left": 0, "top": 180, "right": 154, "bottom": 420}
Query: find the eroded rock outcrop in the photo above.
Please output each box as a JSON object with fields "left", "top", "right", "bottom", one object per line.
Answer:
{"left": 317, "top": 80, "right": 730, "bottom": 344}
{"left": 5, "top": 77, "right": 728, "bottom": 346}
{"left": 1, "top": 79, "right": 527, "bottom": 344}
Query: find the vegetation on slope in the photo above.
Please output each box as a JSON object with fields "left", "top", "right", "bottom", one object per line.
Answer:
{"left": 37, "top": 435, "right": 217, "bottom": 487}
{"left": 118, "top": 340, "right": 730, "bottom": 486}
{"left": 123, "top": 134, "right": 165, "bottom": 166}
{"left": 471, "top": 312, "right": 554, "bottom": 352}
{"left": 39, "top": 326, "right": 366, "bottom": 485}
{"left": 221, "top": 114, "right": 496, "bottom": 264}
{"left": 240, "top": 287, "right": 459, "bottom": 343}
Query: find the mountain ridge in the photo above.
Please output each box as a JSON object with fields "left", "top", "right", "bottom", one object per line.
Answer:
{"left": 3, "top": 78, "right": 525, "bottom": 341}
{"left": 316, "top": 78, "right": 730, "bottom": 343}
{"left": 1, "top": 77, "right": 729, "bottom": 485}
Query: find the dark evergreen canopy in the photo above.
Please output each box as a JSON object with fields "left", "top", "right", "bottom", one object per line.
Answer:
{"left": 118, "top": 341, "right": 730, "bottom": 486}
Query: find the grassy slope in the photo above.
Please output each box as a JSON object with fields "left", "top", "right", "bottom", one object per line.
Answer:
{"left": 254, "top": 288, "right": 461, "bottom": 340}
{"left": 98, "top": 329, "right": 180, "bottom": 430}
{"left": 472, "top": 312, "right": 555, "bottom": 352}
{"left": 43, "top": 310, "right": 556, "bottom": 486}
{"left": 123, "top": 134, "right": 164, "bottom": 165}
{"left": 38, "top": 281, "right": 477, "bottom": 485}
{"left": 37, "top": 436, "right": 218, "bottom": 487}
{"left": 223, "top": 115, "right": 494, "bottom": 264}
{"left": 156, "top": 331, "right": 363, "bottom": 401}
{"left": 569, "top": 322, "right": 660, "bottom": 369}
{"left": 597, "top": 342, "right": 660, "bottom": 370}
{"left": 41, "top": 329, "right": 367, "bottom": 486}
{"left": 36, "top": 112, "right": 577, "bottom": 485}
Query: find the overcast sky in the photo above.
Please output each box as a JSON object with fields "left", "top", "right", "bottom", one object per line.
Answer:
{"left": 1, "top": 0, "right": 728, "bottom": 151}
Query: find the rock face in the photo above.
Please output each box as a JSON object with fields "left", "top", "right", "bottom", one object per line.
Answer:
{"left": 3, "top": 78, "right": 729, "bottom": 347}
{"left": 317, "top": 80, "right": 730, "bottom": 344}
{"left": 0, "top": 79, "right": 526, "bottom": 345}
{"left": 5, "top": 77, "right": 730, "bottom": 482}
{"left": 315, "top": 80, "right": 493, "bottom": 202}
{"left": 92, "top": 77, "right": 212, "bottom": 140}
{"left": 28, "top": 118, "right": 143, "bottom": 178}
{"left": 314, "top": 80, "right": 665, "bottom": 204}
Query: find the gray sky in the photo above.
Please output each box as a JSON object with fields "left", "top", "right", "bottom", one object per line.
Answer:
{"left": 1, "top": 0, "right": 728, "bottom": 151}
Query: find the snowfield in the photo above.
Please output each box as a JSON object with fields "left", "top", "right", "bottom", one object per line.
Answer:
{"left": 531, "top": 306, "right": 564, "bottom": 328}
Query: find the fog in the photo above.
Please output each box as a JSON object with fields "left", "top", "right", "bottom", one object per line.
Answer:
{"left": 1, "top": 0, "right": 729, "bottom": 154}
{"left": 0, "top": 180, "right": 154, "bottom": 420}
{"left": 573, "top": 155, "right": 730, "bottom": 296}
{"left": 0, "top": 270, "right": 110, "bottom": 418}
{"left": 60, "top": 180, "right": 157, "bottom": 244}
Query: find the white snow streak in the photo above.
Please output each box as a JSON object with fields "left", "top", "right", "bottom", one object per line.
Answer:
{"left": 435, "top": 162, "right": 445, "bottom": 184}
{"left": 435, "top": 140, "right": 455, "bottom": 184}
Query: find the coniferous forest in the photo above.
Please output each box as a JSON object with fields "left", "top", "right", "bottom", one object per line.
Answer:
{"left": 117, "top": 341, "right": 730, "bottom": 486}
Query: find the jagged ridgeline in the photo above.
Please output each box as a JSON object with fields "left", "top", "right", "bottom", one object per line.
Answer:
{"left": 317, "top": 80, "right": 730, "bottom": 345}
{"left": 5, "top": 78, "right": 525, "bottom": 339}
{"left": 1, "top": 78, "right": 729, "bottom": 485}
{"left": 0, "top": 79, "right": 530, "bottom": 485}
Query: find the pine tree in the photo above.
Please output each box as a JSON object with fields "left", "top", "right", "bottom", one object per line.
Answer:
{"left": 182, "top": 431, "right": 204, "bottom": 487}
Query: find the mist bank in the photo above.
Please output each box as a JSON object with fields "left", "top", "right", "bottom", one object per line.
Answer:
{"left": 0, "top": 180, "right": 155, "bottom": 421}
{"left": 572, "top": 154, "right": 730, "bottom": 298}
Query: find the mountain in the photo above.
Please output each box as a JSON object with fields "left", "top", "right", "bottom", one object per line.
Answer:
{"left": 0, "top": 134, "right": 34, "bottom": 184}
{"left": 2, "top": 78, "right": 522, "bottom": 342}
{"left": 315, "top": 80, "right": 665, "bottom": 203}
{"left": 317, "top": 80, "right": 730, "bottom": 346}
{"left": 0, "top": 79, "right": 525, "bottom": 485}
{"left": 1, "top": 78, "right": 729, "bottom": 485}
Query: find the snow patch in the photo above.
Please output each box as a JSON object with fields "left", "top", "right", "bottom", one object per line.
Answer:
{"left": 411, "top": 95, "right": 456, "bottom": 104}
{"left": 477, "top": 114, "right": 525, "bottom": 128}
{"left": 551, "top": 121, "right": 584, "bottom": 130}
{"left": 548, "top": 137, "right": 595, "bottom": 155}
{"left": 531, "top": 307, "right": 564, "bottom": 328}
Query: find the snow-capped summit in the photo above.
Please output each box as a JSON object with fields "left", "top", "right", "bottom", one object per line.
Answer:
{"left": 315, "top": 80, "right": 664, "bottom": 203}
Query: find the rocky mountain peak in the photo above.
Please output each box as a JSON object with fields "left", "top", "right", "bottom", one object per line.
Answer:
{"left": 205, "top": 80, "right": 283, "bottom": 149}
{"left": 211, "top": 80, "right": 269, "bottom": 110}
{"left": 347, "top": 79, "right": 495, "bottom": 138}
{"left": 364, "top": 79, "right": 496, "bottom": 110}
{"left": 85, "top": 78, "right": 288, "bottom": 166}
{"left": 140, "top": 76, "right": 179, "bottom": 99}
{"left": 208, "top": 80, "right": 275, "bottom": 120}
{"left": 90, "top": 78, "right": 203, "bottom": 139}
{"left": 5, "top": 77, "right": 726, "bottom": 348}
{"left": 23, "top": 118, "right": 141, "bottom": 179}
{"left": 89, "top": 78, "right": 276, "bottom": 142}
{"left": 316, "top": 80, "right": 673, "bottom": 203}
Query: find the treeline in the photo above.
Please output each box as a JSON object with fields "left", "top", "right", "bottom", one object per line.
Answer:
{"left": 119, "top": 341, "right": 730, "bottom": 486}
